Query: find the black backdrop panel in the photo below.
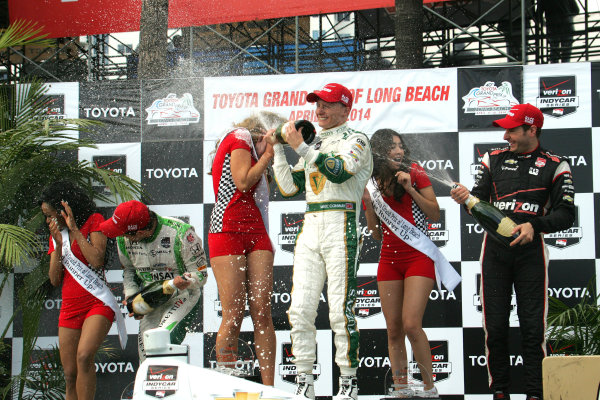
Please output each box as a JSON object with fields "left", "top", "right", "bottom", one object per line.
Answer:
{"left": 141, "top": 140, "right": 204, "bottom": 205}
{"left": 458, "top": 67, "right": 523, "bottom": 130}
{"left": 141, "top": 79, "right": 204, "bottom": 142}
{"left": 79, "top": 80, "right": 142, "bottom": 143}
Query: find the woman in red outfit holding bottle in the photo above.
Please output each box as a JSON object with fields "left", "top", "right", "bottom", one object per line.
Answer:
{"left": 363, "top": 129, "right": 441, "bottom": 398}
{"left": 207, "top": 112, "right": 283, "bottom": 386}
{"left": 40, "top": 181, "right": 116, "bottom": 400}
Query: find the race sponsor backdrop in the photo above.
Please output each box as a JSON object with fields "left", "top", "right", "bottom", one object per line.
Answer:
{"left": 4, "top": 62, "right": 600, "bottom": 399}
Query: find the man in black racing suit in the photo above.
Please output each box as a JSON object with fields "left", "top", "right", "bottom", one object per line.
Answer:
{"left": 451, "top": 103, "right": 575, "bottom": 400}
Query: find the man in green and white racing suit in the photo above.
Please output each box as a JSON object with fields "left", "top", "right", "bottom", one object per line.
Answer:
{"left": 270, "top": 83, "right": 373, "bottom": 400}
{"left": 100, "top": 200, "right": 208, "bottom": 361}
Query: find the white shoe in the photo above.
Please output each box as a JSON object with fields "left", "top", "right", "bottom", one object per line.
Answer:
{"left": 390, "top": 383, "right": 415, "bottom": 398}
{"left": 295, "top": 373, "right": 315, "bottom": 400}
{"left": 214, "top": 363, "right": 248, "bottom": 377}
{"left": 414, "top": 385, "right": 439, "bottom": 398}
{"left": 333, "top": 375, "right": 358, "bottom": 400}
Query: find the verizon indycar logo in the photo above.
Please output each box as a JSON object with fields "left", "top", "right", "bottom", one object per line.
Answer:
{"left": 471, "top": 143, "right": 506, "bottom": 175}
{"left": 278, "top": 213, "right": 304, "bottom": 253}
{"left": 426, "top": 209, "right": 448, "bottom": 247}
{"left": 92, "top": 155, "right": 126, "bottom": 196}
{"left": 536, "top": 76, "right": 579, "bottom": 117}
{"left": 462, "top": 81, "right": 519, "bottom": 116}
{"left": 544, "top": 206, "right": 582, "bottom": 248}
{"left": 93, "top": 155, "right": 126, "bottom": 174}
{"left": 355, "top": 277, "right": 381, "bottom": 318}
{"left": 410, "top": 341, "right": 452, "bottom": 383}
{"left": 278, "top": 342, "right": 320, "bottom": 384}
{"left": 40, "top": 95, "right": 65, "bottom": 119}
{"left": 145, "top": 93, "right": 200, "bottom": 126}
{"left": 144, "top": 365, "right": 178, "bottom": 398}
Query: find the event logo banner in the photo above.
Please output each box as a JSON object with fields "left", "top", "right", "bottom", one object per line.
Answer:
{"left": 278, "top": 213, "right": 304, "bottom": 253}
{"left": 458, "top": 67, "right": 522, "bottom": 130}
{"left": 142, "top": 79, "right": 204, "bottom": 141}
{"left": 278, "top": 341, "right": 322, "bottom": 384}
{"left": 41, "top": 94, "right": 65, "bottom": 119}
{"left": 203, "top": 69, "right": 457, "bottom": 142}
{"left": 427, "top": 209, "right": 449, "bottom": 248}
{"left": 524, "top": 63, "right": 592, "bottom": 129}
{"left": 93, "top": 154, "right": 128, "bottom": 201}
{"left": 544, "top": 206, "right": 582, "bottom": 249}
{"left": 354, "top": 277, "right": 381, "bottom": 319}
{"left": 536, "top": 75, "right": 579, "bottom": 118}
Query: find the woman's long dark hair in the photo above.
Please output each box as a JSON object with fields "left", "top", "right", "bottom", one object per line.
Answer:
{"left": 39, "top": 181, "right": 98, "bottom": 227}
{"left": 370, "top": 129, "right": 412, "bottom": 201}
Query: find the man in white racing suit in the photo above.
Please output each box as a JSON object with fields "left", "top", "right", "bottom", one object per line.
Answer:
{"left": 100, "top": 200, "right": 208, "bottom": 362}
{"left": 270, "top": 83, "right": 373, "bottom": 400}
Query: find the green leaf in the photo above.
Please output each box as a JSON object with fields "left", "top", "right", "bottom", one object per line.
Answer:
{"left": 0, "top": 225, "right": 41, "bottom": 270}
{"left": 0, "top": 21, "right": 52, "bottom": 50}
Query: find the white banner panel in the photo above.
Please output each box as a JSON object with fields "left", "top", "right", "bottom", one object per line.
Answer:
{"left": 204, "top": 69, "right": 457, "bottom": 140}
{"left": 523, "top": 63, "right": 592, "bottom": 129}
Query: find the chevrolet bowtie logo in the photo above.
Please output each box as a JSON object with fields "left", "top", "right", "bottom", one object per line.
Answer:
{"left": 214, "top": 393, "right": 284, "bottom": 400}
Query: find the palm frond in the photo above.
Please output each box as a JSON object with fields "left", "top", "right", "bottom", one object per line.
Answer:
{"left": 5, "top": 344, "right": 65, "bottom": 400}
{"left": 0, "top": 225, "right": 41, "bottom": 271}
{"left": 0, "top": 21, "right": 52, "bottom": 50}
{"left": 88, "top": 165, "right": 145, "bottom": 204}
{"left": 547, "top": 279, "right": 600, "bottom": 355}
{"left": 15, "top": 288, "right": 46, "bottom": 399}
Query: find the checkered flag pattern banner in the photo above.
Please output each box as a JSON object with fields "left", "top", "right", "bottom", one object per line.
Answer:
{"left": 3, "top": 62, "right": 600, "bottom": 400}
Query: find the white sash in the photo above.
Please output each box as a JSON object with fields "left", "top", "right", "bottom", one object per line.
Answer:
{"left": 213, "top": 129, "right": 273, "bottom": 250}
{"left": 56, "top": 230, "right": 127, "bottom": 349}
{"left": 366, "top": 180, "right": 461, "bottom": 292}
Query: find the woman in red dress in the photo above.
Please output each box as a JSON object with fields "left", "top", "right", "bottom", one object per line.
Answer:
{"left": 40, "top": 181, "right": 113, "bottom": 400}
{"left": 208, "top": 113, "right": 283, "bottom": 385}
{"left": 363, "top": 129, "right": 441, "bottom": 398}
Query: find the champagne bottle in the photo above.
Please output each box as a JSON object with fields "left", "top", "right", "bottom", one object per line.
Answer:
{"left": 126, "top": 279, "right": 177, "bottom": 316}
{"left": 274, "top": 120, "right": 316, "bottom": 145}
{"left": 458, "top": 189, "right": 520, "bottom": 247}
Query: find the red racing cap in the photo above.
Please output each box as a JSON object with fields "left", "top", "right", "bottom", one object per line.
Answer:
{"left": 493, "top": 103, "right": 544, "bottom": 129}
{"left": 99, "top": 200, "right": 150, "bottom": 238}
{"left": 307, "top": 83, "right": 353, "bottom": 108}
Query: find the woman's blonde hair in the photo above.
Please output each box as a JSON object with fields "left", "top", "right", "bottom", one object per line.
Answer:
{"left": 234, "top": 111, "right": 287, "bottom": 138}
{"left": 207, "top": 111, "right": 286, "bottom": 175}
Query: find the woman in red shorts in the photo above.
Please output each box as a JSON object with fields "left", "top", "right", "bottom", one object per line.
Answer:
{"left": 363, "top": 129, "right": 441, "bottom": 398}
{"left": 40, "top": 181, "right": 113, "bottom": 400}
{"left": 208, "top": 112, "right": 282, "bottom": 386}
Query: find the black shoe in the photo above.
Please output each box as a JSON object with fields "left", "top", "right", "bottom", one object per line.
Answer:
{"left": 493, "top": 391, "right": 511, "bottom": 400}
{"left": 525, "top": 396, "right": 541, "bottom": 400}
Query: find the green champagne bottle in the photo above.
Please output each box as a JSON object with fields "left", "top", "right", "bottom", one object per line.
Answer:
{"left": 464, "top": 194, "right": 520, "bottom": 247}
{"left": 274, "top": 120, "right": 316, "bottom": 145}
{"left": 126, "top": 279, "right": 177, "bottom": 315}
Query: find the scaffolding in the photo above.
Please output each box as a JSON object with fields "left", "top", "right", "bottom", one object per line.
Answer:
{"left": 2, "top": 0, "right": 599, "bottom": 82}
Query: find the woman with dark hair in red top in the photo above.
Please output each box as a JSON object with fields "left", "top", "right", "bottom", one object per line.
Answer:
{"left": 40, "top": 181, "right": 113, "bottom": 400}
{"left": 208, "top": 112, "right": 284, "bottom": 386}
{"left": 363, "top": 129, "right": 441, "bottom": 398}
